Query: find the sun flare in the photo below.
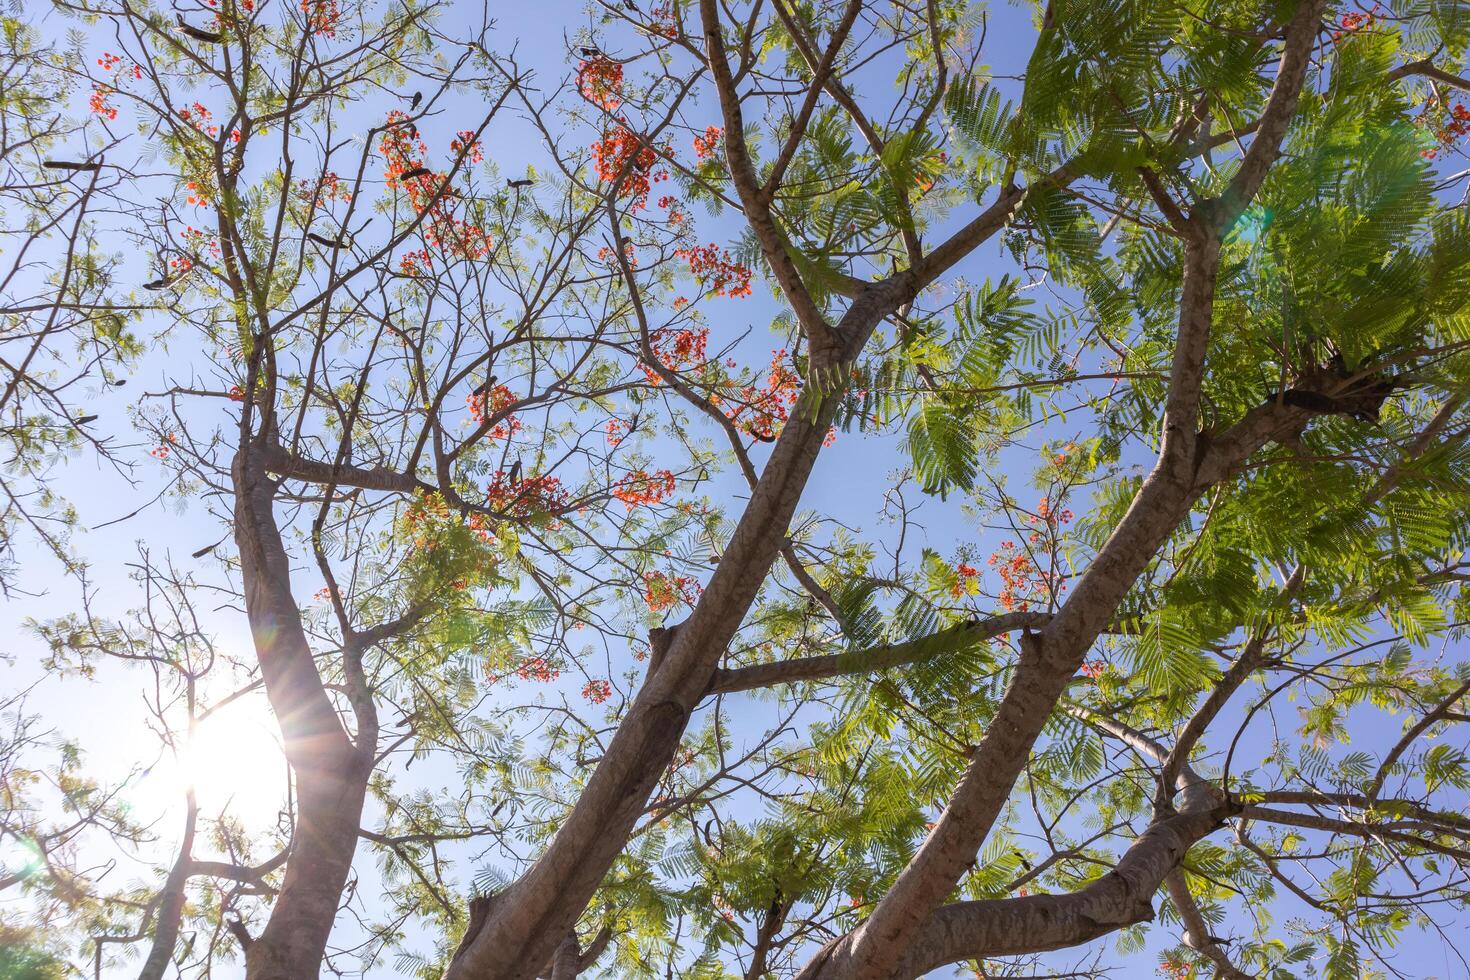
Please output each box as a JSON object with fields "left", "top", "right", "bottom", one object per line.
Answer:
{"left": 140, "top": 699, "right": 288, "bottom": 825}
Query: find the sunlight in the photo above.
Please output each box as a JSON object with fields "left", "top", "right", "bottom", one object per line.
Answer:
{"left": 140, "top": 698, "right": 288, "bottom": 827}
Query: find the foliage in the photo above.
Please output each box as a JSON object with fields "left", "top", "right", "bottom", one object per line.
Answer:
{"left": 1, "top": 0, "right": 1468, "bottom": 978}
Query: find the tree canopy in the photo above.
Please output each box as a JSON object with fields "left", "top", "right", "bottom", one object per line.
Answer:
{"left": 2, "top": 0, "right": 1470, "bottom": 977}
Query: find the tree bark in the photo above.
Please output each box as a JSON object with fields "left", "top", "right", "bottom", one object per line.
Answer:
{"left": 136, "top": 795, "right": 197, "bottom": 980}
{"left": 233, "top": 448, "right": 375, "bottom": 980}
{"left": 793, "top": 3, "right": 1326, "bottom": 972}
{"left": 443, "top": 271, "right": 926, "bottom": 978}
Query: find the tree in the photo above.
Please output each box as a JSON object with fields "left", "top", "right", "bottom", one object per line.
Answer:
{"left": 5, "top": 0, "right": 1470, "bottom": 977}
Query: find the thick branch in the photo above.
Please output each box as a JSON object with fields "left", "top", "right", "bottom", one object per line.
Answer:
{"left": 705, "top": 612, "right": 1048, "bottom": 696}
{"left": 231, "top": 449, "right": 374, "bottom": 980}
{"left": 805, "top": 12, "right": 1327, "bottom": 972}
{"left": 700, "top": 0, "right": 839, "bottom": 358}
{"left": 1164, "top": 870, "right": 1252, "bottom": 980}
{"left": 1387, "top": 59, "right": 1470, "bottom": 91}
{"left": 871, "top": 808, "right": 1229, "bottom": 980}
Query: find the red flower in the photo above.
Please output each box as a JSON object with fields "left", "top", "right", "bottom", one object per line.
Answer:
{"left": 486, "top": 470, "right": 569, "bottom": 518}
{"left": 605, "top": 418, "right": 629, "bottom": 446}
{"left": 517, "top": 656, "right": 560, "bottom": 682}
{"left": 591, "top": 126, "right": 665, "bottom": 209}
{"left": 649, "top": 1, "right": 679, "bottom": 37}
{"left": 643, "top": 571, "right": 700, "bottom": 611}
{"left": 723, "top": 349, "right": 801, "bottom": 440}
{"left": 466, "top": 384, "right": 522, "bottom": 439}
{"left": 950, "top": 562, "right": 979, "bottom": 596}
{"left": 640, "top": 326, "right": 709, "bottom": 383}
{"left": 675, "top": 242, "right": 752, "bottom": 297}
{"left": 450, "top": 130, "right": 484, "bottom": 164}
{"left": 692, "top": 125, "right": 722, "bottom": 161}
{"left": 150, "top": 433, "right": 179, "bottom": 459}
{"left": 89, "top": 85, "right": 118, "bottom": 121}
{"left": 380, "top": 112, "right": 494, "bottom": 264}
{"left": 612, "top": 470, "right": 675, "bottom": 509}
{"left": 582, "top": 679, "right": 612, "bottom": 703}
{"left": 295, "top": 172, "right": 353, "bottom": 209}
{"left": 1332, "top": 5, "right": 1382, "bottom": 41}
{"left": 576, "top": 56, "right": 624, "bottom": 111}
{"left": 301, "top": 0, "right": 342, "bottom": 37}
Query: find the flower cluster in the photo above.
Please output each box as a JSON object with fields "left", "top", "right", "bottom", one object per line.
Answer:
{"left": 987, "top": 546, "right": 1037, "bottom": 611}
{"left": 466, "top": 384, "right": 522, "bottom": 440}
{"left": 450, "top": 130, "right": 484, "bottom": 164}
{"left": 985, "top": 497, "right": 1072, "bottom": 611}
{"left": 596, "top": 241, "right": 640, "bottom": 269}
{"left": 1332, "top": 4, "right": 1382, "bottom": 40}
{"left": 380, "top": 112, "right": 494, "bottom": 268}
{"left": 605, "top": 418, "right": 629, "bottom": 446}
{"left": 400, "top": 493, "right": 450, "bottom": 551}
{"left": 722, "top": 349, "right": 801, "bottom": 440}
{"left": 517, "top": 656, "right": 560, "bottom": 682}
{"left": 96, "top": 51, "right": 143, "bottom": 81}
{"left": 399, "top": 493, "right": 495, "bottom": 552}
{"left": 1420, "top": 99, "right": 1470, "bottom": 160}
{"left": 649, "top": 1, "right": 680, "bottom": 37}
{"left": 675, "top": 242, "right": 753, "bottom": 297}
{"left": 643, "top": 571, "right": 700, "bottom": 612}
{"left": 295, "top": 172, "right": 353, "bottom": 209}
{"left": 228, "top": 385, "right": 246, "bottom": 402}
{"left": 950, "top": 562, "right": 979, "bottom": 597}
{"left": 486, "top": 470, "right": 569, "bottom": 518}
{"left": 1080, "top": 660, "right": 1106, "bottom": 680}
{"left": 89, "top": 85, "right": 118, "bottom": 121}
{"left": 692, "top": 125, "right": 722, "bottom": 162}
{"left": 1439, "top": 103, "right": 1470, "bottom": 142}
{"left": 185, "top": 180, "right": 210, "bottom": 207}
{"left": 1158, "top": 956, "right": 1194, "bottom": 980}
{"left": 301, "top": 0, "right": 342, "bottom": 37}
{"left": 640, "top": 326, "right": 709, "bottom": 383}
{"left": 577, "top": 56, "right": 624, "bottom": 111}
{"left": 178, "top": 102, "right": 222, "bottom": 138}
{"left": 592, "top": 126, "right": 666, "bottom": 209}
{"left": 399, "top": 248, "right": 433, "bottom": 275}
{"left": 380, "top": 111, "right": 428, "bottom": 183}
{"left": 181, "top": 224, "right": 221, "bottom": 261}
{"left": 612, "top": 469, "right": 675, "bottom": 509}
{"left": 1031, "top": 497, "right": 1073, "bottom": 528}
{"left": 655, "top": 193, "right": 690, "bottom": 230}
{"left": 150, "top": 433, "right": 179, "bottom": 459}
{"left": 582, "top": 679, "right": 612, "bottom": 703}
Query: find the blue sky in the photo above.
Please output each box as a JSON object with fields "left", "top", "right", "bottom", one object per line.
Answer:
{"left": 2, "top": 0, "right": 1467, "bottom": 977}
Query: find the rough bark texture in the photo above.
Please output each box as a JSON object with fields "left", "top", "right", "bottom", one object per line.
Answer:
{"left": 444, "top": 272, "right": 927, "bottom": 977}
{"left": 136, "top": 801, "right": 197, "bottom": 980}
{"left": 793, "top": 5, "right": 1325, "bottom": 974}
{"left": 234, "top": 449, "right": 375, "bottom": 980}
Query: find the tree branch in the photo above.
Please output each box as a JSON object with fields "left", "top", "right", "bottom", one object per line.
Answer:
{"left": 705, "top": 612, "right": 1049, "bottom": 696}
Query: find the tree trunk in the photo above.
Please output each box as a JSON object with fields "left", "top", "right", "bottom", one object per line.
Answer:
{"left": 444, "top": 279, "right": 916, "bottom": 978}
{"left": 233, "top": 449, "right": 374, "bottom": 980}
